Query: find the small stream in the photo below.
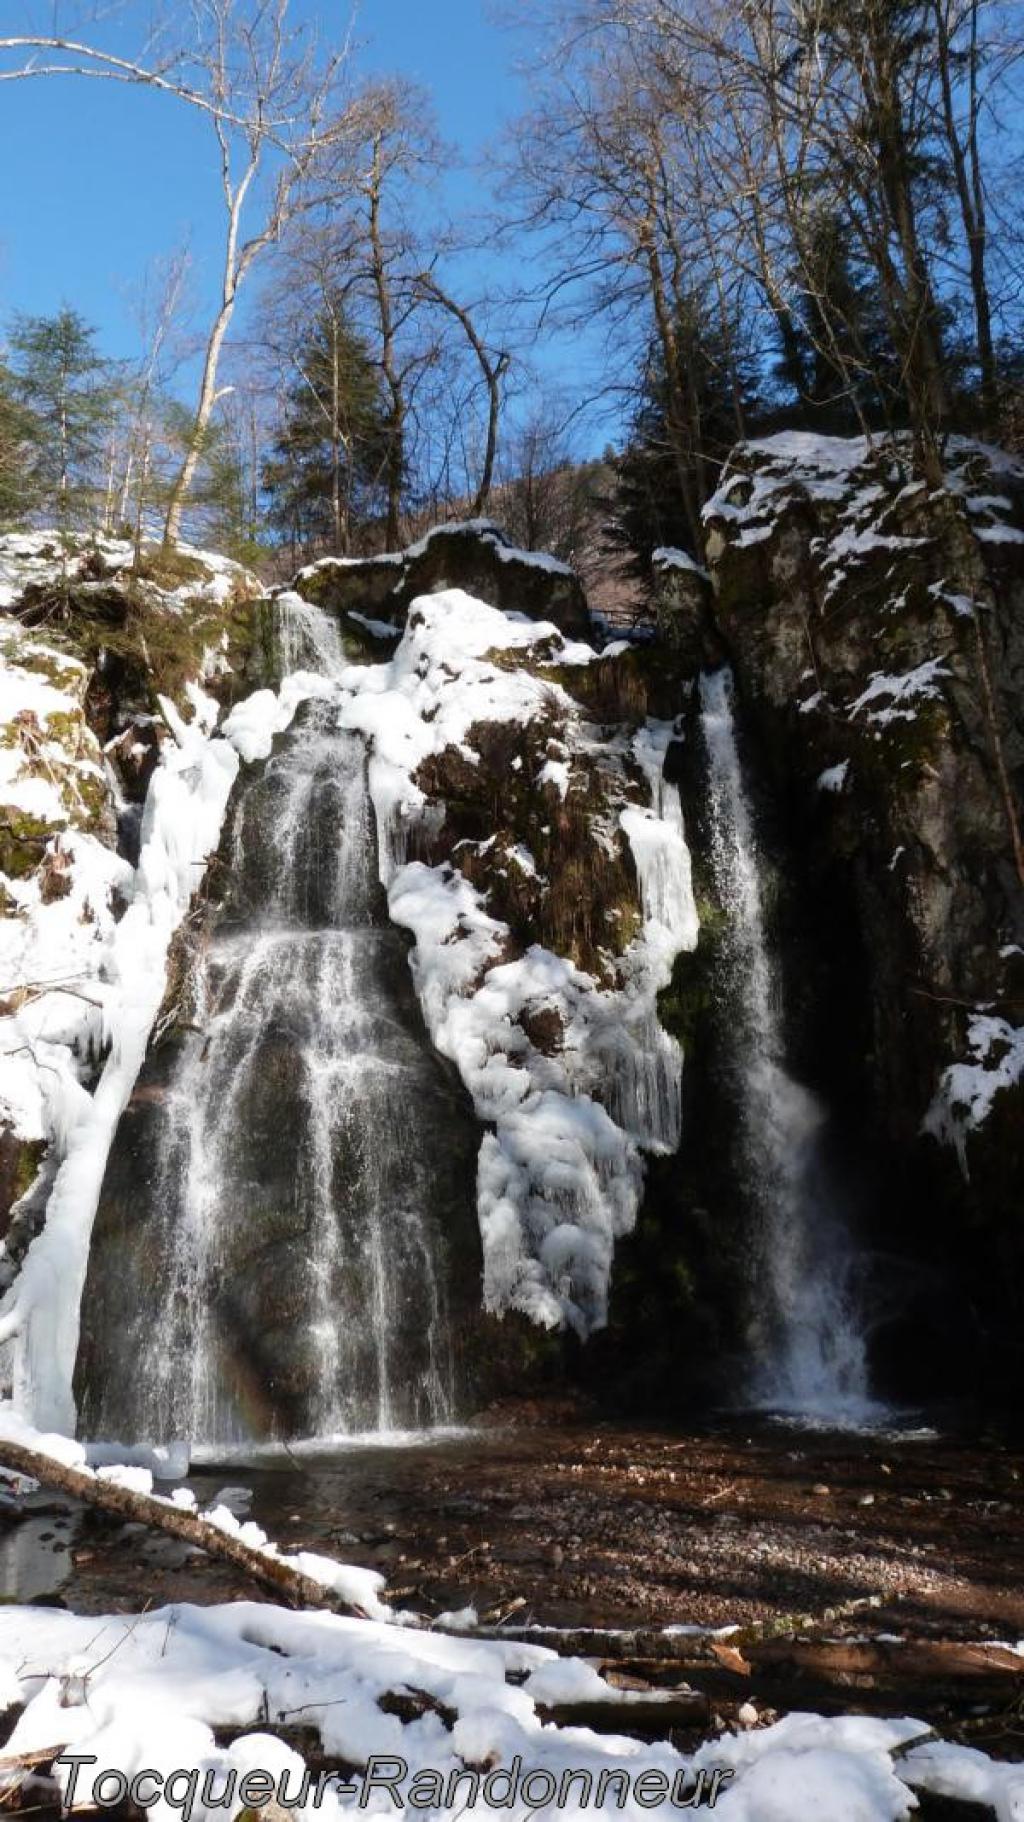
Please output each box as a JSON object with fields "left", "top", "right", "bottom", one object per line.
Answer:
{"left": 6, "top": 1407, "right": 1018, "bottom": 1646}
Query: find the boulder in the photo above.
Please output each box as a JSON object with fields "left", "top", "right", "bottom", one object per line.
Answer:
{"left": 651, "top": 546, "right": 721, "bottom": 670}
{"left": 292, "top": 520, "right": 592, "bottom": 640}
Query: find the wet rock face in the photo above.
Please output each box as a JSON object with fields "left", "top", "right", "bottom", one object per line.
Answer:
{"left": 293, "top": 522, "right": 592, "bottom": 641}
{"left": 75, "top": 705, "right": 483, "bottom": 1444}
{"left": 698, "top": 435, "right": 1024, "bottom": 1391}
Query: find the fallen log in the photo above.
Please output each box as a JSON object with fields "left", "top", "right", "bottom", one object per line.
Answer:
{"left": 430, "top": 1623, "right": 723, "bottom": 1659}
{"left": 752, "top": 1639, "right": 1024, "bottom": 1693}
{"left": 0, "top": 1439, "right": 363, "bottom": 1617}
{"left": 434, "top": 1595, "right": 888, "bottom": 1661}
{"left": 743, "top": 1637, "right": 1024, "bottom": 1714}
{"left": 535, "top": 1692, "right": 710, "bottom": 1740}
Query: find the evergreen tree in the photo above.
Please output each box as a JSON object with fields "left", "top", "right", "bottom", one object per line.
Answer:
{"left": 0, "top": 359, "right": 43, "bottom": 526}
{"left": 195, "top": 404, "right": 267, "bottom": 568}
{"left": 611, "top": 302, "right": 760, "bottom": 568}
{"left": 9, "top": 310, "right": 114, "bottom": 534}
{"left": 775, "top": 210, "right": 907, "bottom": 431}
{"left": 263, "top": 303, "right": 390, "bottom": 556}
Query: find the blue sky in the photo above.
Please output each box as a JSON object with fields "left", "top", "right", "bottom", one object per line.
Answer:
{"left": 0, "top": 4, "right": 569, "bottom": 386}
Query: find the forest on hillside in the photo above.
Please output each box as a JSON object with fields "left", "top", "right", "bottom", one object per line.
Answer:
{"left": 1, "top": 0, "right": 1022, "bottom": 580}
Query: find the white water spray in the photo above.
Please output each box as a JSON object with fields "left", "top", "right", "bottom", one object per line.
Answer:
{"left": 85, "top": 602, "right": 454, "bottom": 1443}
{"left": 699, "top": 667, "right": 876, "bottom": 1423}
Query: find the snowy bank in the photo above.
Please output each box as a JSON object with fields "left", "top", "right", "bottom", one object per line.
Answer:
{"left": 0, "top": 1596, "right": 1020, "bottom": 1820}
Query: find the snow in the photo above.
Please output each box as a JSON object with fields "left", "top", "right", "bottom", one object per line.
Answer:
{"left": 334, "top": 589, "right": 589, "bottom": 882}
{"left": 385, "top": 866, "right": 653, "bottom": 1334}
{"left": 901, "top": 1736, "right": 1024, "bottom": 1815}
{"left": 537, "top": 757, "right": 570, "bottom": 799}
{"left": 652, "top": 546, "right": 709, "bottom": 580}
{"left": 0, "top": 627, "right": 106, "bottom": 829}
{"left": 220, "top": 671, "right": 335, "bottom": 764}
{"left": 929, "top": 581, "right": 976, "bottom": 620}
{"left": 817, "top": 761, "right": 850, "bottom": 793}
{"left": 0, "top": 1595, "right": 1016, "bottom": 1821}
{"left": 330, "top": 590, "right": 697, "bottom": 1336}
{"left": 744, "top": 432, "right": 875, "bottom": 474}
{"left": 95, "top": 1462, "right": 155, "bottom": 1495}
{"left": 298, "top": 519, "right": 577, "bottom": 583}
{"left": 347, "top": 609, "right": 401, "bottom": 640}
{"left": 849, "top": 658, "right": 951, "bottom": 727}
{"left": 0, "top": 530, "right": 253, "bottom": 613}
{"left": 925, "top": 1014, "right": 1024, "bottom": 1173}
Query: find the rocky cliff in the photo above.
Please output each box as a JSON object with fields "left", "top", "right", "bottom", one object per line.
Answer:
{"left": 637, "top": 433, "right": 1024, "bottom": 1403}
{"left": 3, "top": 461, "right": 1023, "bottom": 1435}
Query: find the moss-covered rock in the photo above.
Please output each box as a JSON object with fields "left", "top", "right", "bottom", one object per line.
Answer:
{"left": 0, "top": 1126, "right": 45, "bottom": 1238}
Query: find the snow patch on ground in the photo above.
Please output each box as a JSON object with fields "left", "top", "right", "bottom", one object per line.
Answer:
{"left": 0, "top": 530, "right": 252, "bottom": 612}
{"left": 0, "top": 1596, "right": 1016, "bottom": 1822}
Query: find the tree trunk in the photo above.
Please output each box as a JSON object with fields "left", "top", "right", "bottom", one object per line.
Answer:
{"left": 367, "top": 137, "right": 404, "bottom": 552}
{"left": 932, "top": 0, "right": 997, "bottom": 423}
{"left": 414, "top": 276, "right": 509, "bottom": 518}
{"left": 331, "top": 323, "right": 344, "bottom": 555}
{"left": 163, "top": 297, "right": 234, "bottom": 546}
{"left": 0, "top": 1437, "right": 367, "bottom": 1617}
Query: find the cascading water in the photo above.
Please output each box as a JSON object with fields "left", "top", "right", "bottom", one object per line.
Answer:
{"left": 76, "top": 602, "right": 466, "bottom": 1445}
{"left": 699, "top": 666, "right": 876, "bottom": 1423}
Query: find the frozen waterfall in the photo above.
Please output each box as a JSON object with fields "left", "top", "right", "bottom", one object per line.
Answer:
{"left": 76, "top": 603, "right": 459, "bottom": 1444}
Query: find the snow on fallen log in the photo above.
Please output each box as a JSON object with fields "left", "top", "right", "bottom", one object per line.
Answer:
{"left": 0, "top": 1426, "right": 384, "bottom": 1618}
{"left": 1, "top": 1598, "right": 1019, "bottom": 1822}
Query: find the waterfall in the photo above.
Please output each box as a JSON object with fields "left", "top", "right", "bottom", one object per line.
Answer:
{"left": 699, "top": 667, "right": 876, "bottom": 1423}
{"left": 275, "top": 590, "right": 345, "bottom": 677}
{"left": 77, "top": 602, "right": 458, "bottom": 1445}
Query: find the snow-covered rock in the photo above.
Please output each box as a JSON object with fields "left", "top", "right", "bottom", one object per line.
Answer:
{"left": 334, "top": 587, "right": 698, "bottom": 1336}
{"left": 294, "top": 518, "right": 592, "bottom": 640}
{"left": 699, "top": 430, "right": 1024, "bottom": 1380}
{"left": 0, "top": 533, "right": 271, "bottom": 1428}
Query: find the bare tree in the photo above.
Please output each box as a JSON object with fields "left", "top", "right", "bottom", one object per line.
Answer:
{"left": 414, "top": 273, "right": 510, "bottom": 516}
{"left": 118, "top": 247, "right": 193, "bottom": 552}
{"left": 161, "top": 0, "right": 369, "bottom": 544}
{"left": 505, "top": 0, "right": 1024, "bottom": 485}
{"left": 0, "top": 2, "right": 373, "bottom": 545}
